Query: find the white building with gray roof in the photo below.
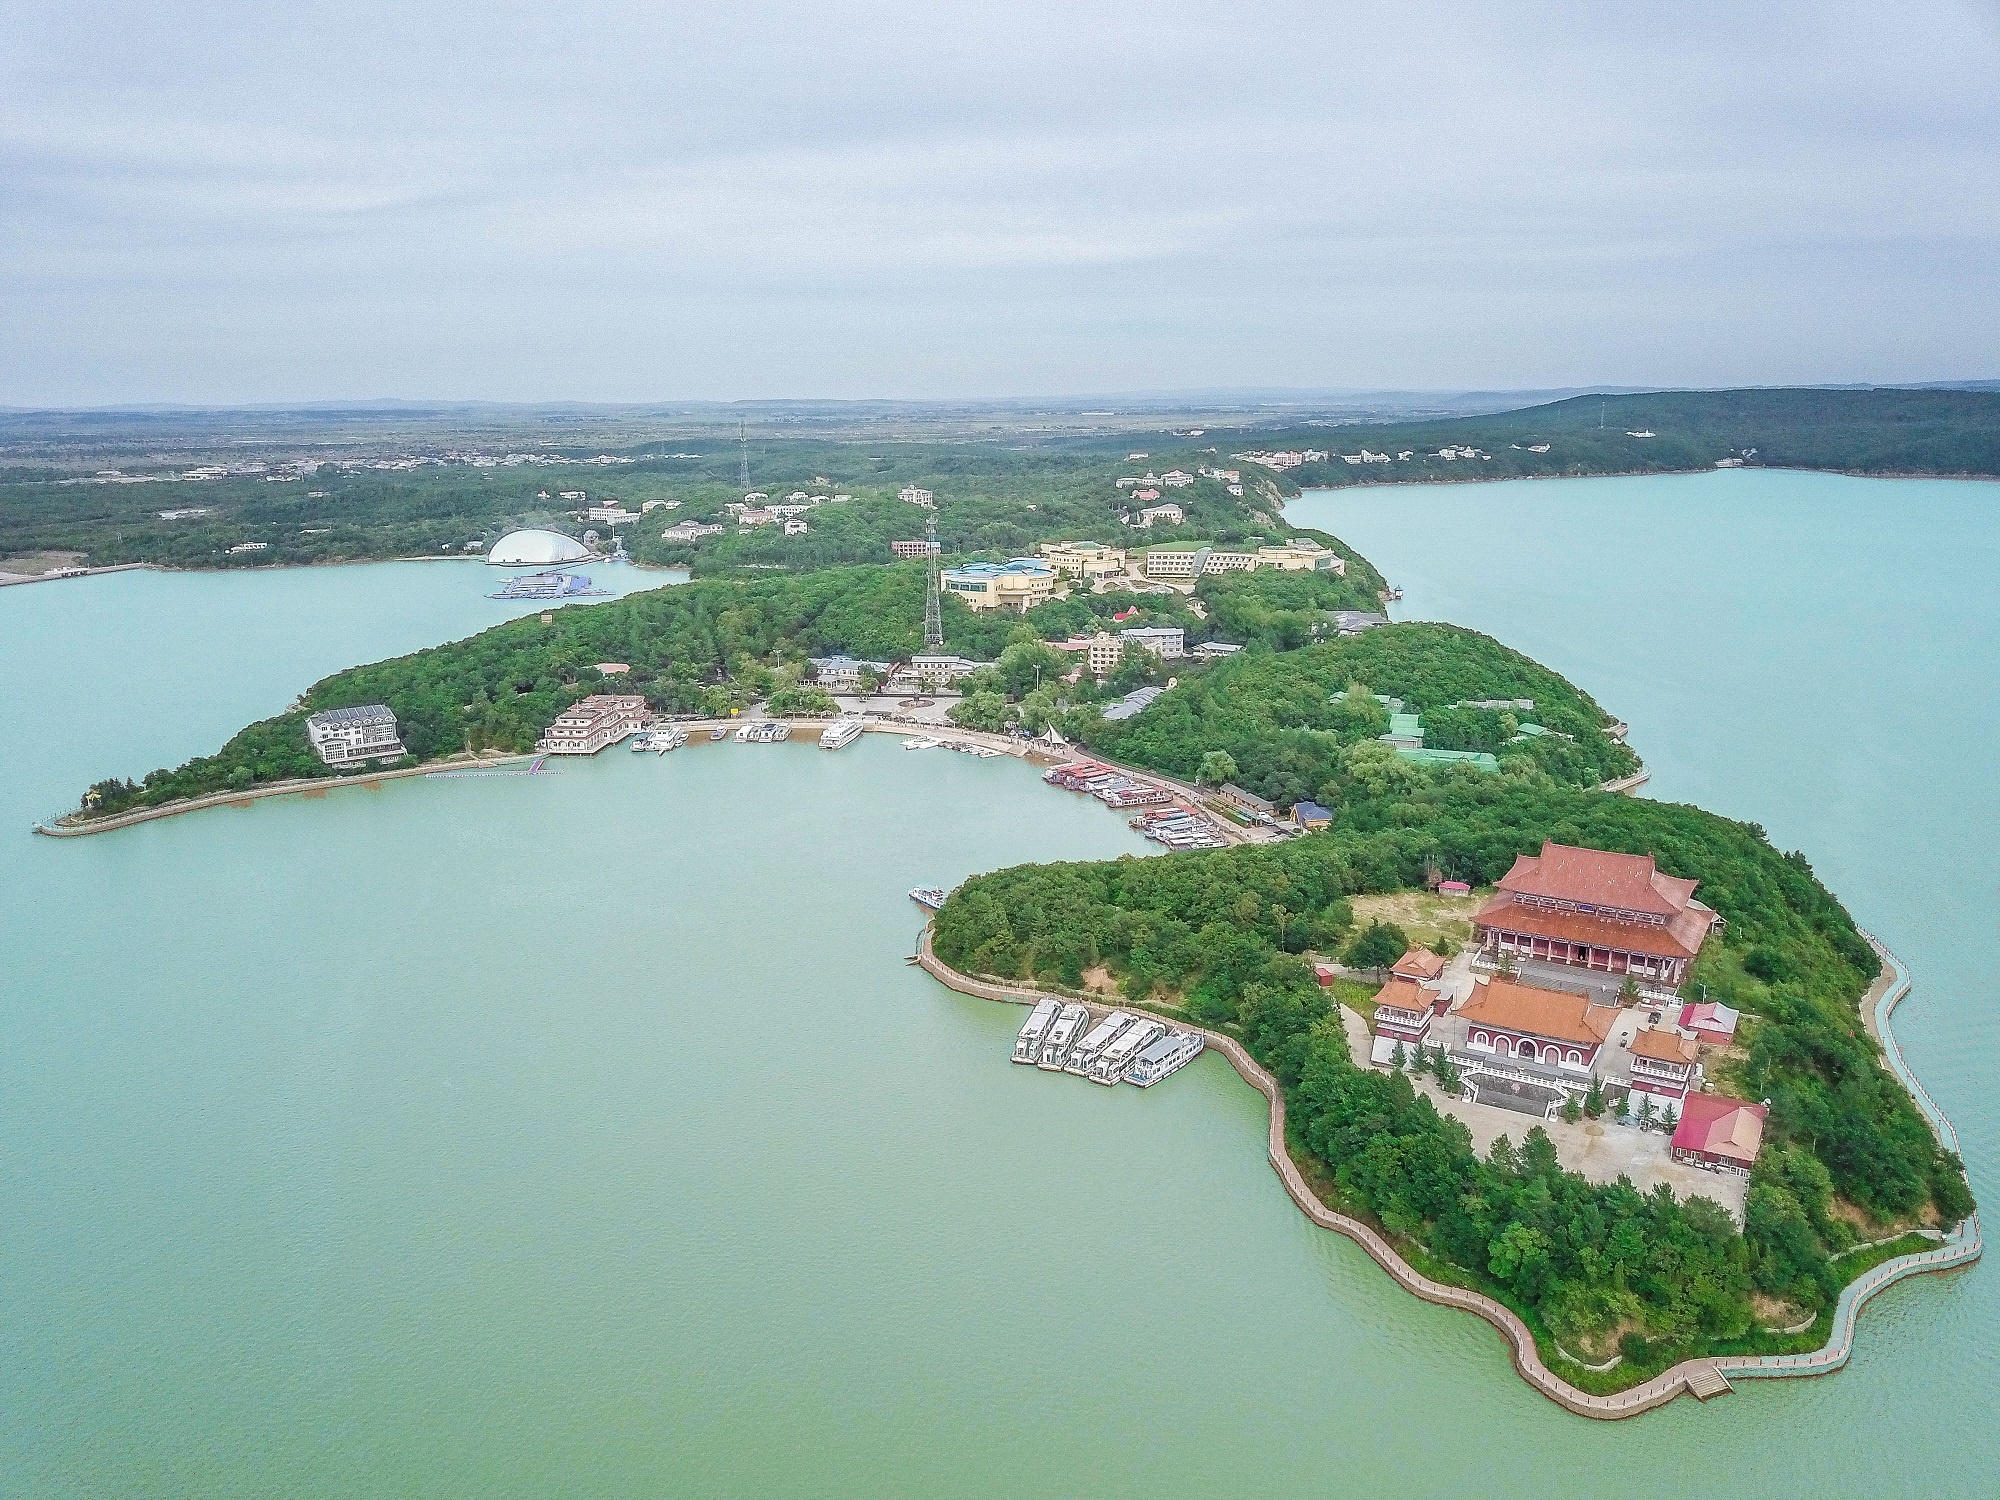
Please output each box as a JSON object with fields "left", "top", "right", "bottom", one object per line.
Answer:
{"left": 305, "top": 705, "right": 405, "bottom": 766}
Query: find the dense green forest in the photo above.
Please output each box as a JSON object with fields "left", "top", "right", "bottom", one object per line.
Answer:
{"left": 76, "top": 559, "right": 1391, "bottom": 814}
{"left": 932, "top": 773, "right": 1973, "bottom": 1374}
{"left": 1193, "top": 388, "right": 2000, "bottom": 494}
{"left": 0, "top": 437, "right": 1272, "bottom": 574}
{"left": 1085, "top": 623, "right": 1639, "bottom": 803}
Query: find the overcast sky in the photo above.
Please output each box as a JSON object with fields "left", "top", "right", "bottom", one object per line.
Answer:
{"left": 3, "top": 1, "right": 1997, "bottom": 404}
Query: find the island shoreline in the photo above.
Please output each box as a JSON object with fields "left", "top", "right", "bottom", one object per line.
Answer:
{"left": 913, "top": 926, "right": 1980, "bottom": 1419}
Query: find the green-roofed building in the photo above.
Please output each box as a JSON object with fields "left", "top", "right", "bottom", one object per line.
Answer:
{"left": 1382, "top": 712, "right": 1425, "bottom": 749}
{"left": 1396, "top": 746, "right": 1500, "bottom": 772}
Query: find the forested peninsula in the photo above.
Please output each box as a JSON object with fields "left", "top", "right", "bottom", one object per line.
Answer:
{"left": 59, "top": 507, "right": 1974, "bottom": 1399}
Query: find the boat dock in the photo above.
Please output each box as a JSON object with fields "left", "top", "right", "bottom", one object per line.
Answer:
{"left": 1011, "top": 1000, "right": 1203, "bottom": 1088}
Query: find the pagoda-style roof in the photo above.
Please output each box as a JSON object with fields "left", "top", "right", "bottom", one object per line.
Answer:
{"left": 1456, "top": 977, "right": 1618, "bottom": 1048}
{"left": 1496, "top": 841, "right": 1698, "bottom": 918}
{"left": 1629, "top": 1028, "right": 1700, "bottom": 1066}
{"left": 1391, "top": 947, "right": 1446, "bottom": 982}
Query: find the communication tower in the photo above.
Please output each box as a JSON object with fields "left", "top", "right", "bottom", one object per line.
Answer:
{"left": 739, "top": 421, "right": 750, "bottom": 492}
{"left": 922, "top": 509, "right": 944, "bottom": 650}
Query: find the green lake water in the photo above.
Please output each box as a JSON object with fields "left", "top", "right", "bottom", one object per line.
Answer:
{"left": 3, "top": 483, "right": 1995, "bottom": 1497}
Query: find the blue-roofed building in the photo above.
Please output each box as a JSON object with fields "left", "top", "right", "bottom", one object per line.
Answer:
{"left": 1292, "top": 800, "right": 1333, "bottom": 830}
{"left": 938, "top": 558, "right": 1058, "bottom": 613}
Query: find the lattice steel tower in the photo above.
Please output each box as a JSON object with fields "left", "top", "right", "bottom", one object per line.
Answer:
{"left": 921, "top": 509, "right": 944, "bottom": 650}
{"left": 739, "top": 421, "right": 750, "bottom": 492}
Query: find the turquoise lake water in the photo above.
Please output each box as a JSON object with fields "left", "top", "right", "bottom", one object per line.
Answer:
{"left": 3, "top": 481, "right": 1995, "bottom": 1496}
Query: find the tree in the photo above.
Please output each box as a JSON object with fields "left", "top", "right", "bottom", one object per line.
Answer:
{"left": 1619, "top": 973, "right": 1641, "bottom": 1004}
{"left": 1345, "top": 920, "right": 1407, "bottom": 972}
{"left": 1391, "top": 1040, "right": 1407, "bottom": 1072}
{"left": 1495, "top": 947, "right": 1517, "bottom": 976}
{"left": 1197, "top": 749, "right": 1237, "bottom": 787}
{"left": 1637, "top": 1094, "right": 1657, "bottom": 1129}
{"left": 1583, "top": 1075, "right": 1605, "bottom": 1119}
{"left": 1560, "top": 1094, "right": 1582, "bottom": 1124}
{"left": 1436, "top": 1053, "right": 1460, "bottom": 1091}
{"left": 996, "top": 638, "right": 1069, "bottom": 699}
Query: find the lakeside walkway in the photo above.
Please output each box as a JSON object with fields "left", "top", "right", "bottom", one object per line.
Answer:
{"left": 913, "top": 927, "right": 1980, "bottom": 1419}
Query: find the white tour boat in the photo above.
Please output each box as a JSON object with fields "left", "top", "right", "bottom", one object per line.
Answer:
{"left": 1063, "top": 1011, "right": 1136, "bottom": 1077}
{"left": 820, "top": 719, "right": 865, "bottom": 750}
{"left": 1125, "top": 1031, "right": 1205, "bottom": 1087}
{"left": 1087, "top": 1017, "right": 1165, "bottom": 1085}
{"left": 1012, "top": 997, "right": 1063, "bottom": 1064}
{"left": 1037, "top": 1004, "right": 1091, "bottom": 1071}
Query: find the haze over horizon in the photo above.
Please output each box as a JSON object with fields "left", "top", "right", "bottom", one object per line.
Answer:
{"left": 5, "top": 1, "right": 1997, "bottom": 407}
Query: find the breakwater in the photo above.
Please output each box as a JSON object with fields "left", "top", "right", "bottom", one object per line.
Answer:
{"left": 914, "top": 926, "right": 1978, "bottom": 1419}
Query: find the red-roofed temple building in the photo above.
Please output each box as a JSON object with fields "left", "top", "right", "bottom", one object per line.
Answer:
{"left": 1472, "top": 842, "right": 1721, "bottom": 986}
{"left": 1671, "top": 1093, "right": 1768, "bottom": 1172}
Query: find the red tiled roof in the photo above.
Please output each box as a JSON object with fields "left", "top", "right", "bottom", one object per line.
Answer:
{"left": 1372, "top": 977, "right": 1429, "bottom": 1019}
{"left": 1497, "top": 841, "right": 1699, "bottom": 918}
{"left": 1456, "top": 977, "right": 1617, "bottom": 1047}
{"left": 1630, "top": 1028, "right": 1699, "bottom": 1065}
{"left": 1391, "top": 948, "right": 1446, "bottom": 982}
{"left": 1472, "top": 893, "right": 1717, "bottom": 961}
{"left": 1671, "top": 1093, "right": 1768, "bottom": 1164}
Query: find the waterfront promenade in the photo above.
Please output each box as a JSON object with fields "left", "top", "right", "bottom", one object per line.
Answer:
{"left": 914, "top": 927, "right": 1980, "bottom": 1419}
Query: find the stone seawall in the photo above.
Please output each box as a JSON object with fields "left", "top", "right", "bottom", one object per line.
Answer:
{"left": 33, "top": 755, "right": 533, "bottom": 837}
{"left": 914, "top": 927, "right": 1979, "bottom": 1419}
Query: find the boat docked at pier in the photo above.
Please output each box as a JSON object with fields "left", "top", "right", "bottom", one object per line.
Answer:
{"left": 1037, "top": 1003, "right": 1091, "bottom": 1070}
{"left": 909, "top": 886, "right": 947, "bottom": 911}
{"left": 1063, "top": 1010, "right": 1136, "bottom": 1077}
{"left": 649, "top": 725, "right": 687, "bottom": 752}
{"left": 1012, "top": 997, "right": 1063, "bottom": 1063}
{"left": 820, "top": 719, "right": 865, "bottom": 750}
{"left": 1125, "top": 1030, "right": 1204, "bottom": 1086}
{"left": 734, "top": 720, "right": 789, "bottom": 743}
{"left": 902, "top": 736, "right": 943, "bottom": 750}
{"left": 1088, "top": 1017, "right": 1165, "bottom": 1085}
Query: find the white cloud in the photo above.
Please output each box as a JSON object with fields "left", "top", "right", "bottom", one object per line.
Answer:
{"left": 0, "top": 0, "right": 1995, "bottom": 400}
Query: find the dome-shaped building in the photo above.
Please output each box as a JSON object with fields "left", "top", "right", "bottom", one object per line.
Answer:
{"left": 487, "top": 528, "right": 593, "bottom": 566}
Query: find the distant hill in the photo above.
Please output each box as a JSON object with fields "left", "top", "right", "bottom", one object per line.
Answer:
{"left": 1253, "top": 387, "right": 2000, "bottom": 487}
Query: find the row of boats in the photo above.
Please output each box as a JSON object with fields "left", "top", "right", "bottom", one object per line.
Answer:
{"left": 1012, "top": 998, "right": 1205, "bottom": 1088}
{"left": 629, "top": 717, "right": 873, "bottom": 751}
{"left": 1127, "top": 806, "right": 1228, "bottom": 851}
{"left": 1043, "top": 759, "right": 1228, "bottom": 850}
{"left": 630, "top": 726, "right": 690, "bottom": 753}
{"left": 903, "top": 735, "right": 1003, "bottom": 758}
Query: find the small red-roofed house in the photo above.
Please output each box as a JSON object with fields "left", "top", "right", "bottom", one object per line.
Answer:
{"left": 1626, "top": 1027, "right": 1701, "bottom": 1107}
{"left": 1391, "top": 948, "right": 1446, "bottom": 984}
{"left": 1671, "top": 1093, "right": 1768, "bottom": 1172}
{"left": 1680, "top": 1002, "right": 1741, "bottom": 1048}
{"left": 1370, "top": 977, "right": 1436, "bottom": 1064}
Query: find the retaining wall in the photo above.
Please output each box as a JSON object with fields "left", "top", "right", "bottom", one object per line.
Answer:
{"left": 914, "top": 927, "right": 1979, "bottom": 1418}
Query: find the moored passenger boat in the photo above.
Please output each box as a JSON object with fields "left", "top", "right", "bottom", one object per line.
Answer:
{"left": 909, "top": 886, "right": 947, "bottom": 911}
{"left": 1125, "top": 1031, "right": 1204, "bottom": 1087}
{"left": 1012, "top": 997, "right": 1063, "bottom": 1063}
{"left": 1037, "top": 1003, "right": 1091, "bottom": 1070}
{"left": 820, "top": 719, "right": 865, "bottom": 750}
{"left": 629, "top": 731, "right": 655, "bottom": 751}
{"left": 653, "top": 725, "right": 687, "bottom": 751}
{"left": 1088, "top": 1017, "right": 1165, "bottom": 1085}
{"left": 1063, "top": 1010, "right": 1135, "bottom": 1077}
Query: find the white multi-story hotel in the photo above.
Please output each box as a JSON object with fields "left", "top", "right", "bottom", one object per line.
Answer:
{"left": 1118, "top": 626, "right": 1184, "bottom": 660}
{"left": 305, "top": 705, "right": 406, "bottom": 766}
{"left": 538, "top": 695, "right": 649, "bottom": 755}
